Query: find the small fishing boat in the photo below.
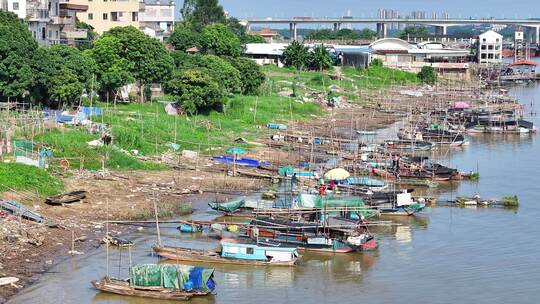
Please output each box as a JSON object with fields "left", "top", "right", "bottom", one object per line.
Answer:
{"left": 382, "top": 140, "right": 433, "bottom": 151}
{"left": 102, "top": 234, "right": 134, "bottom": 247}
{"left": 356, "top": 130, "right": 378, "bottom": 135}
{"left": 92, "top": 264, "right": 215, "bottom": 301}
{"left": 208, "top": 198, "right": 246, "bottom": 214}
{"left": 45, "top": 190, "right": 87, "bottom": 206}
{"left": 398, "top": 129, "right": 467, "bottom": 146}
{"left": 153, "top": 238, "right": 298, "bottom": 266}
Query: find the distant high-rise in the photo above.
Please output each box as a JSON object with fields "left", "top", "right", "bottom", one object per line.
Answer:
{"left": 378, "top": 8, "right": 400, "bottom": 30}
{"left": 411, "top": 11, "right": 426, "bottom": 19}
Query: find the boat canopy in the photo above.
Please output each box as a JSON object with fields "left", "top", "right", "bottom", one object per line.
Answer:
{"left": 208, "top": 198, "right": 245, "bottom": 213}
{"left": 130, "top": 264, "right": 215, "bottom": 291}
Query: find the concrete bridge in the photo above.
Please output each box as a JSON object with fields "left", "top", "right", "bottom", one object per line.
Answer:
{"left": 244, "top": 18, "right": 540, "bottom": 42}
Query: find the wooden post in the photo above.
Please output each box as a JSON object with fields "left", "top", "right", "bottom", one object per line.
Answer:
{"left": 153, "top": 194, "right": 162, "bottom": 246}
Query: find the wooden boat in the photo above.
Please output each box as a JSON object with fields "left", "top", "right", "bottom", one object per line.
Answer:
{"left": 382, "top": 140, "right": 433, "bottom": 151}
{"left": 45, "top": 190, "right": 86, "bottom": 205}
{"left": 92, "top": 263, "right": 215, "bottom": 301}
{"left": 371, "top": 168, "right": 452, "bottom": 181}
{"left": 102, "top": 234, "right": 133, "bottom": 247}
{"left": 398, "top": 129, "right": 467, "bottom": 146}
{"left": 153, "top": 238, "right": 298, "bottom": 266}
{"left": 356, "top": 130, "right": 378, "bottom": 135}
{"left": 92, "top": 277, "right": 196, "bottom": 301}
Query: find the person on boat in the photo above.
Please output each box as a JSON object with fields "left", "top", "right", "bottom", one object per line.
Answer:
{"left": 394, "top": 156, "right": 401, "bottom": 179}
{"left": 318, "top": 185, "right": 327, "bottom": 196}
{"left": 329, "top": 180, "right": 335, "bottom": 190}
{"left": 291, "top": 173, "right": 298, "bottom": 188}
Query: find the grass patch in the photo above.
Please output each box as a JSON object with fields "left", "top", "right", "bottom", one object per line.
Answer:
{"left": 35, "top": 129, "right": 165, "bottom": 171}
{"left": 502, "top": 195, "right": 519, "bottom": 207}
{"left": 28, "top": 64, "right": 417, "bottom": 171}
{"left": 0, "top": 163, "right": 64, "bottom": 196}
{"left": 128, "top": 202, "right": 193, "bottom": 220}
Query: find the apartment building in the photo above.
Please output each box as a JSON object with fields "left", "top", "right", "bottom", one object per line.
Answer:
{"left": 477, "top": 30, "right": 503, "bottom": 64}
{"left": 71, "top": 0, "right": 142, "bottom": 34}
{"left": 139, "top": 0, "right": 173, "bottom": 41}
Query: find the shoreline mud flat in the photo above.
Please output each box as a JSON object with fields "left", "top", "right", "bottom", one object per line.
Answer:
{"left": 0, "top": 83, "right": 525, "bottom": 303}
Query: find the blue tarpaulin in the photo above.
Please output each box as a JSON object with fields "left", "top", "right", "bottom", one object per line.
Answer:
{"left": 79, "top": 106, "right": 103, "bottom": 117}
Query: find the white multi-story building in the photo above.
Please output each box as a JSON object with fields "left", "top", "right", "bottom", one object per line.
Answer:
{"left": 477, "top": 30, "right": 503, "bottom": 64}
{"left": 139, "top": 0, "right": 174, "bottom": 41}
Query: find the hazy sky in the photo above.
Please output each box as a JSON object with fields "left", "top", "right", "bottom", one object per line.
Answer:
{"left": 175, "top": 0, "right": 540, "bottom": 20}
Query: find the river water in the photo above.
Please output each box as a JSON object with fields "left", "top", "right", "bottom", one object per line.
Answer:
{"left": 9, "top": 83, "right": 540, "bottom": 304}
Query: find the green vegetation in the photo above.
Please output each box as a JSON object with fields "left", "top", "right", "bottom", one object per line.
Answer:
{"left": 181, "top": 0, "right": 226, "bottom": 26}
{"left": 282, "top": 41, "right": 334, "bottom": 71}
{"left": 502, "top": 195, "right": 519, "bottom": 207}
{"left": 0, "top": 163, "right": 64, "bottom": 196}
{"left": 308, "top": 45, "right": 334, "bottom": 71}
{"left": 399, "top": 26, "right": 430, "bottom": 40}
{"left": 167, "top": 22, "right": 200, "bottom": 52}
{"left": 306, "top": 28, "right": 377, "bottom": 41}
{"left": 417, "top": 66, "right": 437, "bottom": 84}
{"left": 35, "top": 129, "right": 165, "bottom": 170}
{"left": 283, "top": 41, "right": 310, "bottom": 70}
{"left": 200, "top": 23, "right": 241, "bottom": 57}
{"left": 166, "top": 69, "right": 224, "bottom": 114}
{"left": 33, "top": 45, "right": 96, "bottom": 108}
{"left": 0, "top": 11, "right": 38, "bottom": 101}
{"left": 355, "top": 66, "right": 420, "bottom": 88}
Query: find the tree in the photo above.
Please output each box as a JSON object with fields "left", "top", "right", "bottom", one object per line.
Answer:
{"left": 33, "top": 45, "right": 96, "bottom": 107}
{"left": 417, "top": 66, "right": 437, "bottom": 84}
{"left": 225, "top": 17, "right": 266, "bottom": 44}
{"left": 171, "top": 51, "right": 202, "bottom": 69}
{"left": 306, "top": 29, "right": 334, "bottom": 40}
{"left": 180, "top": 0, "right": 196, "bottom": 21}
{"left": 228, "top": 57, "right": 265, "bottom": 95}
{"left": 0, "top": 11, "right": 38, "bottom": 101}
{"left": 102, "top": 26, "right": 174, "bottom": 100}
{"left": 308, "top": 45, "right": 334, "bottom": 71}
{"left": 358, "top": 28, "right": 377, "bottom": 40}
{"left": 85, "top": 36, "right": 134, "bottom": 100}
{"left": 200, "top": 24, "right": 241, "bottom": 57}
{"left": 283, "top": 40, "right": 309, "bottom": 70}
{"left": 165, "top": 69, "right": 224, "bottom": 114}
{"left": 399, "top": 26, "right": 429, "bottom": 40}
{"left": 199, "top": 55, "right": 242, "bottom": 94}
{"left": 182, "top": 0, "right": 225, "bottom": 26}
{"left": 370, "top": 58, "right": 383, "bottom": 67}
{"left": 241, "top": 34, "right": 266, "bottom": 44}
{"left": 167, "top": 22, "right": 199, "bottom": 51}
{"left": 335, "top": 29, "right": 360, "bottom": 40}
